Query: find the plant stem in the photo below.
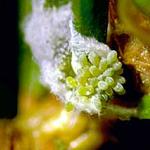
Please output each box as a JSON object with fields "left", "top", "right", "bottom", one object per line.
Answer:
{"left": 102, "top": 104, "right": 138, "bottom": 120}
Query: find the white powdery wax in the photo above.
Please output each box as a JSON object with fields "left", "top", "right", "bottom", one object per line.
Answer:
{"left": 23, "top": 0, "right": 125, "bottom": 114}
{"left": 24, "top": 0, "right": 72, "bottom": 101}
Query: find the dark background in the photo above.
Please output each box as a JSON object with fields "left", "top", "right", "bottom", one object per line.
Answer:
{"left": 0, "top": 0, "right": 18, "bottom": 118}
{"left": 100, "top": 119, "right": 150, "bottom": 150}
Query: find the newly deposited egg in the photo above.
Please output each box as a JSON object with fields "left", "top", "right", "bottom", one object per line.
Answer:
{"left": 59, "top": 50, "right": 126, "bottom": 114}
{"left": 24, "top": 0, "right": 126, "bottom": 115}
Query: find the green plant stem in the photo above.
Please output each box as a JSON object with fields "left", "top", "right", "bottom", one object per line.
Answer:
{"left": 102, "top": 104, "right": 138, "bottom": 120}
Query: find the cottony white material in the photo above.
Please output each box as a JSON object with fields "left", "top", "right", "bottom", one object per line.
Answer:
{"left": 24, "top": 0, "right": 115, "bottom": 114}
{"left": 24, "top": 0, "right": 71, "bottom": 102}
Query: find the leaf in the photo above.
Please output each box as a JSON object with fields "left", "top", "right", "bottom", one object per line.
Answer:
{"left": 72, "top": 0, "right": 109, "bottom": 42}
{"left": 133, "top": 0, "right": 150, "bottom": 16}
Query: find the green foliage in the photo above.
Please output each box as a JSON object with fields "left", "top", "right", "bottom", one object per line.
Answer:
{"left": 44, "top": 0, "right": 70, "bottom": 8}
{"left": 133, "top": 0, "right": 150, "bottom": 16}
{"left": 18, "top": 0, "right": 32, "bottom": 22}
{"left": 72, "top": 0, "right": 109, "bottom": 42}
{"left": 138, "top": 95, "right": 150, "bottom": 119}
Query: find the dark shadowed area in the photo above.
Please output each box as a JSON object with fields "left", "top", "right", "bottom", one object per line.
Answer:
{"left": 0, "top": 0, "right": 18, "bottom": 118}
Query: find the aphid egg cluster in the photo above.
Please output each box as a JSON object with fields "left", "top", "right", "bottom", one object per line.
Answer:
{"left": 65, "top": 50, "right": 126, "bottom": 103}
